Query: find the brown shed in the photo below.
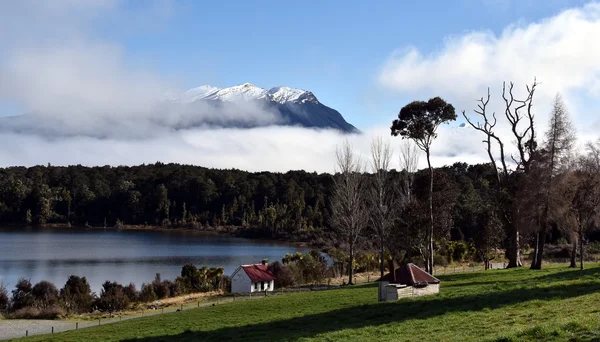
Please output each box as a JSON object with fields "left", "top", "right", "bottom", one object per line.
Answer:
{"left": 377, "top": 263, "right": 440, "bottom": 301}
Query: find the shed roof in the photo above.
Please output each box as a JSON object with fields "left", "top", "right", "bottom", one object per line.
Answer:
{"left": 377, "top": 263, "right": 440, "bottom": 285}
{"left": 240, "top": 264, "right": 276, "bottom": 282}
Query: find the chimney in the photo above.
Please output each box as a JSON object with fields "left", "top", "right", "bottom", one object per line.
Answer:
{"left": 261, "top": 259, "right": 268, "bottom": 266}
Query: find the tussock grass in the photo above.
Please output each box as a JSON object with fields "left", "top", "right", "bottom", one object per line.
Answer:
{"left": 13, "top": 263, "right": 600, "bottom": 341}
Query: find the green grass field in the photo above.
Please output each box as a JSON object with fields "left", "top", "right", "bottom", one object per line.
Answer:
{"left": 12, "top": 264, "right": 600, "bottom": 342}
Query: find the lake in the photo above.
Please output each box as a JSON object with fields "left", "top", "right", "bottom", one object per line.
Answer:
{"left": 0, "top": 227, "right": 309, "bottom": 293}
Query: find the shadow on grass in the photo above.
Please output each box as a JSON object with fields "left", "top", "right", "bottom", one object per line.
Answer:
{"left": 122, "top": 281, "right": 600, "bottom": 342}
{"left": 532, "top": 265, "right": 600, "bottom": 283}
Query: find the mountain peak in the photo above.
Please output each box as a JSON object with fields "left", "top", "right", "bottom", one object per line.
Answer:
{"left": 178, "top": 83, "right": 318, "bottom": 105}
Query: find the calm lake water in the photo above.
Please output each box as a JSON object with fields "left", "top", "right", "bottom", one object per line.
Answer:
{"left": 0, "top": 227, "right": 308, "bottom": 293}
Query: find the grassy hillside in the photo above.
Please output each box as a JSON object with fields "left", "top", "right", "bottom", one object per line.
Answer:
{"left": 12, "top": 264, "right": 600, "bottom": 342}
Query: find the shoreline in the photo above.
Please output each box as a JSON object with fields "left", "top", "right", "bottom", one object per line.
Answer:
{"left": 0, "top": 223, "right": 312, "bottom": 248}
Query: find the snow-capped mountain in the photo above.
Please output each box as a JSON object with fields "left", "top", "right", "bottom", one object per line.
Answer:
{"left": 2, "top": 83, "right": 359, "bottom": 139}
{"left": 173, "top": 83, "right": 358, "bottom": 133}
{"left": 177, "top": 83, "right": 318, "bottom": 105}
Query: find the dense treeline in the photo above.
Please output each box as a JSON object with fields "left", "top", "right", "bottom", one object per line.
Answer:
{"left": 0, "top": 161, "right": 541, "bottom": 248}
{"left": 0, "top": 164, "right": 333, "bottom": 243}
{"left": 0, "top": 159, "right": 596, "bottom": 252}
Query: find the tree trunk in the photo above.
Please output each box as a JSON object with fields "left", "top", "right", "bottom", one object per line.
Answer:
{"left": 426, "top": 148, "right": 434, "bottom": 275}
{"left": 530, "top": 232, "right": 539, "bottom": 269}
{"left": 348, "top": 241, "right": 354, "bottom": 285}
{"left": 379, "top": 239, "right": 385, "bottom": 302}
{"left": 570, "top": 233, "right": 577, "bottom": 268}
{"left": 580, "top": 229, "right": 584, "bottom": 270}
{"left": 534, "top": 228, "right": 546, "bottom": 269}
{"left": 506, "top": 228, "right": 522, "bottom": 268}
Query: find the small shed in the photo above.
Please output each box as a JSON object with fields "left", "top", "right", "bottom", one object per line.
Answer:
{"left": 230, "top": 261, "right": 276, "bottom": 293}
{"left": 377, "top": 263, "right": 440, "bottom": 301}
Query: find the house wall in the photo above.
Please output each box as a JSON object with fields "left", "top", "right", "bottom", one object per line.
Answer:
{"left": 412, "top": 284, "right": 440, "bottom": 297}
{"left": 379, "top": 281, "right": 389, "bottom": 301}
{"left": 383, "top": 283, "right": 440, "bottom": 301}
{"left": 231, "top": 267, "right": 275, "bottom": 293}
{"left": 231, "top": 267, "right": 252, "bottom": 293}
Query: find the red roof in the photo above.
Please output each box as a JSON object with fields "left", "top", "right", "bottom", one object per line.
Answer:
{"left": 377, "top": 263, "right": 440, "bottom": 285}
{"left": 241, "top": 264, "right": 276, "bottom": 282}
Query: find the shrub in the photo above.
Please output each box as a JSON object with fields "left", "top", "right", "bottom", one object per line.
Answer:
{"left": 123, "top": 282, "right": 138, "bottom": 302}
{"left": 97, "top": 281, "right": 129, "bottom": 314}
{"left": 165, "top": 280, "right": 181, "bottom": 298}
{"left": 60, "top": 275, "right": 94, "bottom": 314}
{"left": 433, "top": 254, "right": 449, "bottom": 267}
{"left": 268, "top": 261, "right": 296, "bottom": 288}
{"left": 544, "top": 244, "right": 572, "bottom": 259}
{"left": 139, "top": 283, "right": 157, "bottom": 303}
{"left": 32, "top": 280, "right": 59, "bottom": 309}
{"left": 153, "top": 281, "right": 171, "bottom": 299}
{"left": 0, "top": 282, "right": 9, "bottom": 313}
{"left": 452, "top": 241, "right": 469, "bottom": 263}
{"left": 221, "top": 275, "right": 231, "bottom": 293}
{"left": 587, "top": 241, "right": 600, "bottom": 254}
{"left": 10, "top": 305, "right": 65, "bottom": 319}
{"left": 11, "top": 278, "right": 34, "bottom": 311}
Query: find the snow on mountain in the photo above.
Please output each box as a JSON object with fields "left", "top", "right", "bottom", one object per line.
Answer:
{"left": 177, "top": 83, "right": 319, "bottom": 105}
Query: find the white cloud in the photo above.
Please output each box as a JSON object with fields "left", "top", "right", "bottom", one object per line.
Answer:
{"left": 379, "top": 2, "right": 600, "bottom": 164}
{"left": 4, "top": 1, "right": 599, "bottom": 174}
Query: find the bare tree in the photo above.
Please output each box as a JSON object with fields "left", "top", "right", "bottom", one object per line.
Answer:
{"left": 368, "top": 136, "right": 397, "bottom": 301}
{"left": 384, "top": 140, "right": 422, "bottom": 276}
{"left": 462, "top": 79, "right": 539, "bottom": 268}
{"left": 399, "top": 140, "right": 420, "bottom": 202}
{"left": 330, "top": 140, "right": 368, "bottom": 285}
{"left": 531, "top": 94, "right": 576, "bottom": 269}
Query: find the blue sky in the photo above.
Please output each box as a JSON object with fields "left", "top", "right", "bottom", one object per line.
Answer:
{"left": 1, "top": 0, "right": 584, "bottom": 127}
{"left": 0, "top": 0, "right": 598, "bottom": 172}
{"left": 122, "top": 0, "right": 591, "bottom": 128}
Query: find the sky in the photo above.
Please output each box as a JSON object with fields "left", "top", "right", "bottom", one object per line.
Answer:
{"left": 0, "top": 0, "right": 599, "bottom": 173}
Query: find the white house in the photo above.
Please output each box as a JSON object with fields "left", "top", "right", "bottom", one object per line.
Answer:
{"left": 377, "top": 263, "right": 440, "bottom": 301}
{"left": 230, "top": 262, "right": 276, "bottom": 293}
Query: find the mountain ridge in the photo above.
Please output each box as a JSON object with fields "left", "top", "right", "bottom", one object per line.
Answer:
{"left": 172, "top": 82, "right": 359, "bottom": 133}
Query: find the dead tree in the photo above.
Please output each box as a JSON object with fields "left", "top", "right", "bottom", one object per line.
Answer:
{"left": 462, "top": 79, "right": 539, "bottom": 268}
{"left": 368, "top": 136, "right": 399, "bottom": 301}
{"left": 330, "top": 140, "right": 368, "bottom": 285}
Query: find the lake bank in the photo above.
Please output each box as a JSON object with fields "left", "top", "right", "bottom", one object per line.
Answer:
{"left": 0, "top": 227, "right": 310, "bottom": 293}
{"left": 0, "top": 223, "right": 312, "bottom": 248}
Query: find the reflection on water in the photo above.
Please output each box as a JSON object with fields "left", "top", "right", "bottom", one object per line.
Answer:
{"left": 0, "top": 227, "right": 308, "bottom": 292}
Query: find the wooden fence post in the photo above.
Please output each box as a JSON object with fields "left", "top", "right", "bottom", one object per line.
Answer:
{"left": 76, "top": 322, "right": 79, "bottom": 330}
{"left": 26, "top": 330, "right": 28, "bottom": 337}
{"left": 52, "top": 327, "right": 54, "bottom": 334}
{"left": 98, "top": 318, "right": 101, "bottom": 326}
